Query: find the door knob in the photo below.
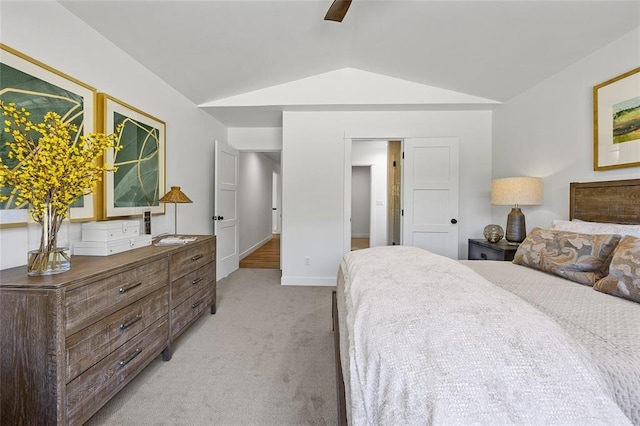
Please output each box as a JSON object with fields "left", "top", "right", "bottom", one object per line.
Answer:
{"left": 450, "top": 218, "right": 458, "bottom": 224}
{"left": 213, "top": 216, "right": 224, "bottom": 221}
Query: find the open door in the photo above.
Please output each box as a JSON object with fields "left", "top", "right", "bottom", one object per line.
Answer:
{"left": 214, "top": 140, "right": 239, "bottom": 279}
{"left": 402, "top": 137, "right": 459, "bottom": 258}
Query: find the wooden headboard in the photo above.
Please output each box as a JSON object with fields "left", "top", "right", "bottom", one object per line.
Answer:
{"left": 570, "top": 179, "right": 640, "bottom": 224}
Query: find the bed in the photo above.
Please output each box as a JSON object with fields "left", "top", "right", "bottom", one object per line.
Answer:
{"left": 332, "top": 178, "right": 640, "bottom": 425}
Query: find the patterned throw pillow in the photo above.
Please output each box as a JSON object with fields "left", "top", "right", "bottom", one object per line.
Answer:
{"left": 513, "top": 228, "right": 621, "bottom": 286}
{"left": 594, "top": 235, "right": 640, "bottom": 303}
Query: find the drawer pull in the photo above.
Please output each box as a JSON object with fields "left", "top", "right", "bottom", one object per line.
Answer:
{"left": 190, "top": 254, "right": 203, "bottom": 262}
{"left": 192, "top": 300, "right": 204, "bottom": 309}
{"left": 119, "top": 348, "right": 141, "bottom": 368}
{"left": 120, "top": 314, "right": 142, "bottom": 330}
{"left": 191, "top": 277, "right": 203, "bottom": 285}
{"left": 119, "top": 282, "right": 142, "bottom": 294}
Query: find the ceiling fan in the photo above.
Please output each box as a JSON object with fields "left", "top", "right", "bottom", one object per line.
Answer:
{"left": 324, "top": 0, "right": 352, "bottom": 22}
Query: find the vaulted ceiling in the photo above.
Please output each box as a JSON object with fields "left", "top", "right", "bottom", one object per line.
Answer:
{"left": 60, "top": 0, "right": 640, "bottom": 127}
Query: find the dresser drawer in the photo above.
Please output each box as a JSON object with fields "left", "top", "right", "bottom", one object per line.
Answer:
{"left": 66, "top": 287, "right": 169, "bottom": 382}
{"left": 171, "top": 286, "right": 212, "bottom": 338}
{"left": 66, "top": 318, "right": 169, "bottom": 425}
{"left": 467, "top": 239, "right": 519, "bottom": 261}
{"left": 171, "top": 262, "right": 215, "bottom": 308}
{"left": 170, "top": 240, "right": 215, "bottom": 281}
{"left": 65, "top": 258, "right": 169, "bottom": 335}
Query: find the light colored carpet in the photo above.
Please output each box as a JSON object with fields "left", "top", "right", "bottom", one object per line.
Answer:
{"left": 87, "top": 268, "right": 337, "bottom": 425}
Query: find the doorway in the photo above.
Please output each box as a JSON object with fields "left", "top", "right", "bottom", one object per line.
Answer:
{"left": 345, "top": 137, "right": 460, "bottom": 259}
{"left": 351, "top": 165, "right": 372, "bottom": 250}
{"left": 236, "top": 151, "right": 282, "bottom": 269}
{"left": 349, "top": 140, "right": 392, "bottom": 251}
{"left": 387, "top": 141, "right": 402, "bottom": 245}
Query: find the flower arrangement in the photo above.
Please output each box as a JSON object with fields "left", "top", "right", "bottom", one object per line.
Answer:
{"left": 0, "top": 101, "right": 121, "bottom": 275}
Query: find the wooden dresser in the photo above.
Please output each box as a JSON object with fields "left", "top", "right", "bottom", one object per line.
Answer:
{"left": 0, "top": 235, "right": 216, "bottom": 425}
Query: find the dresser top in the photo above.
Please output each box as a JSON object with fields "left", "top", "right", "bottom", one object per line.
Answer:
{"left": 0, "top": 235, "right": 215, "bottom": 289}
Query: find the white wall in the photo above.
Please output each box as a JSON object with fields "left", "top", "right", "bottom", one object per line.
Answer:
{"left": 238, "top": 152, "right": 280, "bottom": 258}
{"left": 492, "top": 27, "right": 640, "bottom": 232}
{"left": 0, "top": 1, "right": 226, "bottom": 270}
{"left": 351, "top": 166, "right": 371, "bottom": 238}
{"left": 228, "top": 127, "right": 282, "bottom": 151}
{"left": 282, "top": 110, "right": 493, "bottom": 286}
{"left": 352, "top": 140, "right": 388, "bottom": 246}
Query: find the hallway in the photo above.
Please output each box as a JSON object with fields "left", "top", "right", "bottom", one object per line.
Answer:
{"left": 239, "top": 234, "right": 280, "bottom": 269}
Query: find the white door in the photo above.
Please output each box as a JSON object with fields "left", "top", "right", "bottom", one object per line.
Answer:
{"left": 214, "top": 140, "right": 239, "bottom": 279}
{"left": 272, "top": 171, "right": 279, "bottom": 233}
{"left": 402, "top": 137, "right": 459, "bottom": 258}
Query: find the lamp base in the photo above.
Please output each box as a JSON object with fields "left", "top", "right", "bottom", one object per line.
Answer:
{"left": 506, "top": 207, "right": 526, "bottom": 243}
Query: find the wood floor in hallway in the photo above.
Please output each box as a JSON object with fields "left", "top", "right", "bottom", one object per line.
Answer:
{"left": 240, "top": 234, "right": 280, "bottom": 269}
{"left": 351, "top": 237, "right": 369, "bottom": 250}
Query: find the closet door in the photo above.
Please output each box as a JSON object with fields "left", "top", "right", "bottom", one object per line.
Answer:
{"left": 403, "top": 137, "right": 459, "bottom": 259}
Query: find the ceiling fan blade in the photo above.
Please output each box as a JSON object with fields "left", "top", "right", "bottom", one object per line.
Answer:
{"left": 324, "top": 0, "right": 352, "bottom": 22}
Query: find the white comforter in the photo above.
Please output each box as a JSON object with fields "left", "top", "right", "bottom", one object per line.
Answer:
{"left": 338, "top": 246, "right": 631, "bottom": 425}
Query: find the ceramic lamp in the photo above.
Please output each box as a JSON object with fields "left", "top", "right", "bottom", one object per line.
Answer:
{"left": 490, "top": 177, "right": 543, "bottom": 243}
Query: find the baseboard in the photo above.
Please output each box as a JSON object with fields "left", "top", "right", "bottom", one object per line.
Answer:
{"left": 280, "top": 276, "right": 336, "bottom": 286}
{"left": 351, "top": 233, "right": 370, "bottom": 238}
{"left": 239, "top": 234, "right": 273, "bottom": 260}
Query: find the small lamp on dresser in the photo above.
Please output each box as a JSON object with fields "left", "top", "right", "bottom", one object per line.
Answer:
{"left": 159, "top": 186, "right": 193, "bottom": 236}
{"left": 490, "top": 177, "right": 543, "bottom": 243}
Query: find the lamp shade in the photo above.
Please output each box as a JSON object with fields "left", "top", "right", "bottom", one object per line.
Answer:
{"left": 159, "top": 186, "right": 193, "bottom": 204}
{"left": 490, "top": 177, "right": 543, "bottom": 206}
{"left": 159, "top": 186, "right": 192, "bottom": 236}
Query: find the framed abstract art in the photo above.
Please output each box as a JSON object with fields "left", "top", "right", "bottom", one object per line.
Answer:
{"left": 594, "top": 67, "right": 640, "bottom": 171}
{"left": 0, "top": 44, "right": 97, "bottom": 227}
{"left": 98, "top": 93, "right": 165, "bottom": 218}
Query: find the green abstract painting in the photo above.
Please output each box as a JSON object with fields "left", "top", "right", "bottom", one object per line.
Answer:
{"left": 0, "top": 44, "right": 96, "bottom": 226}
{"left": 0, "top": 63, "right": 85, "bottom": 210}
{"left": 112, "top": 112, "right": 160, "bottom": 208}
{"left": 102, "top": 93, "right": 165, "bottom": 218}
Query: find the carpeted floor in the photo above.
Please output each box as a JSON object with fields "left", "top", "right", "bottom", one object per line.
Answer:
{"left": 87, "top": 268, "right": 337, "bottom": 425}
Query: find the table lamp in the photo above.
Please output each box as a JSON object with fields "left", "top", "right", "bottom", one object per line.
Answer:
{"left": 159, "top": 186, "right": 193, "bottom": 236}
{"left": 490, "top": 177, "right": 543, "bottom": 243}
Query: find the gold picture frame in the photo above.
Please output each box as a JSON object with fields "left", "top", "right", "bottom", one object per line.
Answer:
{"left": 0, "top": 44, "right": 98, "bottom": 228}
{"left": 98, "top": 93, "right": 166, "bottom": 219}
{"left": 593, "top": 66, "right": 640, "bottom": 171}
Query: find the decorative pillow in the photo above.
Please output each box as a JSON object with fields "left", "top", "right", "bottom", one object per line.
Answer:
{"left": 552, "top": 219, "right": 640, "bottom": 239}
{"left": 513, "top": 227, "right": 621, "bottom": 286}
{"left": 594, "top": 235, "right": 640, "bottom": 303}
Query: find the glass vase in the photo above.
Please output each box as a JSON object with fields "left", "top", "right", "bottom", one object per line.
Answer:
{"left": 27, "top": 203, "right": 71, "bottom": 276}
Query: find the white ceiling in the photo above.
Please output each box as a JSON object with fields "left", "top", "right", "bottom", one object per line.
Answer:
{"left": 60, "top": 0, "right": 640, "bottom": 127}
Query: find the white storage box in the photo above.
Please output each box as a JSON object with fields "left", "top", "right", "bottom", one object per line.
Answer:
{"left": 81, "top": 220, "right": 140, "bottom": 242}
{"left": 74, "top": 234, "right": 152, "bottom": 256}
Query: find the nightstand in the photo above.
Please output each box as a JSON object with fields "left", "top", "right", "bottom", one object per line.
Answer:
{"left": 468, "top": 238, "right": 520, "bottom": 261}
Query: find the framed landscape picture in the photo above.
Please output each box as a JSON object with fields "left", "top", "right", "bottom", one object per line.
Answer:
{"left": 594, "top": 67, "right": 640, "bottom": 171}
{"left": 0, "top": 44, "right": 97, "bottom": 227}
{"left": 99, "top": 93, "right": 165, "bottom": 218}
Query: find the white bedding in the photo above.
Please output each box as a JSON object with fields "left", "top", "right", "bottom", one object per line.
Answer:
{"left": 337, "top": 246, "right": 632, "bottom": 425}
{"left": 463, "top": 260, "right": 640, "bottom": 425}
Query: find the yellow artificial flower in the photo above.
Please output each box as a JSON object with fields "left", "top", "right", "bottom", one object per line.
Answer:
{"left": 0, "top": 101, "right": 122, "bottom": 224}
